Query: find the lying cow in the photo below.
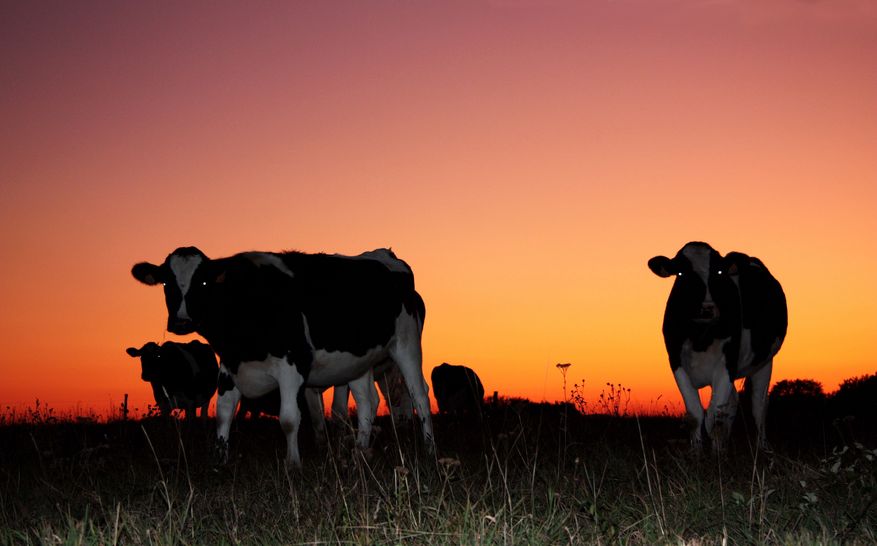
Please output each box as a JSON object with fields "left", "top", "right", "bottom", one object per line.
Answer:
{"left": 126, "top": 340, "right": 218, "bottom": 421}
{"left": 431, "top": 363, "right": 485, "bottom": 415}
{"left": 648, "top": 242, "right": 787, "bottom": 451}
{"left": 132, "top": 246, "right": 433, "bottom": 466}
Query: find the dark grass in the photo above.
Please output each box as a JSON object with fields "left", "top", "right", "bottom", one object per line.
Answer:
{"left": 1, "top": 401, "right": 875, "bottom": 544}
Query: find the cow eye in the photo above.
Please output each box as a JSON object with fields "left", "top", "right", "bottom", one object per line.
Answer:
{"left": 717, "top": 270, "right": 723, "bottom": 275}
{"left": 161, "top": 282, "right": 166, "bottom": 287}
{"left": 202, "top": 281, "right": 207, "bottom": 286}
{"left": 677, "top": 272, "right": 683, "bottom": 277}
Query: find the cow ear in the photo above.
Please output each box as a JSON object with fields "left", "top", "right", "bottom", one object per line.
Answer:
{"left": 132, "top": 262, "right": 163, "bottom": 286}
{"left": 126, "top": 347, "right": 140, "bottom": 357}
{"left": 648, "top": 256, "right": 676, "bottom": 278}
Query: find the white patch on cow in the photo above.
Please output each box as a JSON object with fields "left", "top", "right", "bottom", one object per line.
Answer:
{"left": 215, "top": 363, "right": 241, "bottom": 459}
{"left": 678, "top": 336, "right": 740, "bottom": 451}
{"left": 682, "top": 244, "right": 714, "bottom": 303}
{"left": 300, "top": 310, "right": 391, "bottom": 387}
{"left": 309, "top": 345, "right": 389, "bottom": 387}
{"left": 168, "top": 253, "right": 202, "bottom": 320}
{"left": 234, "top": 357, "right": 287, "bottom": 398}
{"left": 223, "top": 355, "right": 309, "bottom": 466}
{"left": 680, "top": 337, "right": 730, "bottom": 388}
{"left": 347, "top": 370, "right": 380, "bottom": 448}
{"left": 672, "top": 366, "right": 705, "bottom": 446}
{"left": 242, "top": 252, "right": 295, "bottom": 278}
{"left": 387, "top": 307, "right": 434, "bottom": 451}
{"left": 735, "top": 328, "right": 756, "bottom": 377}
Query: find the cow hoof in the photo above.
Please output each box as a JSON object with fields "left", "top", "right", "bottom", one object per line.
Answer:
{"left": 356, "top": 447, "right": 375, "bottom": 463}
{"left": 213, "top": 439, "right": 230, "bottom": 465}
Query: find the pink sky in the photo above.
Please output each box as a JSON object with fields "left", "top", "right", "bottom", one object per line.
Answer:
{"left": 1, "top": 0, "right": 875, "bottom": 415}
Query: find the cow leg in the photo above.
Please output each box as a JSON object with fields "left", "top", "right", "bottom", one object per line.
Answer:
{"left": 377, "top": 365, "right": 413, "bottom": 424}
{"left": 215, "top": 385, "right": 241, "bottom": 463}
{"left": 276, "top": 361, "right": 307, "bottom": 468}
{"left": 673, "top": 368, "right": 705, "bottom": 450}
{"left": 184, "top": 402, "right": 196, "bottom": 424}
{"left": 388, "top": 349, "right": 435, "bottom": 453}
{"left": 348, "top": 370, "right": 379, "bottom": 450}
{"left": 304, "top": 388, "right": 328, "bottom": 446}
{"left": 331, "top": 385, "right": 350, "bottom": 422}
{"left": 749, "top": 360, "right": 773, "bottom": 450}
{"left": 152, "top": 384, "right": 172, "bottom": 417}
{"left": 706, "top": 371, "right": 738, "bottom": 453}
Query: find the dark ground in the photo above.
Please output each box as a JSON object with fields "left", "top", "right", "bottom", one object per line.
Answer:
{"left": 1, "top": 399, "right": 875, "bottom": 544}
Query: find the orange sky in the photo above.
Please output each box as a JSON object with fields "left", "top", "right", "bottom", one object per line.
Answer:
{"left": 1, "top": 1, "right": 875, "bottom": 417}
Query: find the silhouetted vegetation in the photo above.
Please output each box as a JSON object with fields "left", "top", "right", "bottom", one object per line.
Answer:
{"left": 830, "top": 372, "right": 877, "bottom": 419}
{"left": 2, "top": 373, "right": 876, "bottom": 544}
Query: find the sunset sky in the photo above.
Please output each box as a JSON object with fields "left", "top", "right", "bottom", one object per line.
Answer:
{"left": 1, "top": 0, "right": 875, "bottom": 417}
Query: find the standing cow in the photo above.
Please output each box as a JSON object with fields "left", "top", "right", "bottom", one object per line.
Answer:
{"left": 431, "top": 363, "right": 485, "bottom": 415}
{"left": 132, "top": 246, "right": 433, "bottom": 466}
{"left": 126, "top": 340, "right": 218, "bottom": 421}
{"left": 648, "top": 242, "right": 787, "bottom": 451}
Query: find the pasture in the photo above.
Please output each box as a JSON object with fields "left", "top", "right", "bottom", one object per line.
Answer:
{"left": 1, "top": 393, "right": 875, "bottom": 545}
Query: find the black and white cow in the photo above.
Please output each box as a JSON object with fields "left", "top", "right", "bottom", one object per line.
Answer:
{"left": 648, "top": 242, "right": 787, "bottom": 451}
{"left": 431, "top": 363, "right": 485, "bottom": 415}
{"left": 126, "top": 340, "right": 218, "bottom": 421}
{"left": 132, "top": 247, "right": 433, "bottom": 466}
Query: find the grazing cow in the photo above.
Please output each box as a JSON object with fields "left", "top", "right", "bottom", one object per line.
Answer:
{"left": 431, "top": 363, "right": 485, "bottom": 415}
{"left": 648, "top": 242, "right": 787, "bottom": 451}
{"left": 132, "top": 246, "right": 433, "bottom": 466}
{"left": 126, "top": 340, "right": 218, "bottom": 421}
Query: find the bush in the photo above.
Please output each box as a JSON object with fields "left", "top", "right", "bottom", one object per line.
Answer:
{"left": 830, "top": 372, "right": 877, "bottom": 419}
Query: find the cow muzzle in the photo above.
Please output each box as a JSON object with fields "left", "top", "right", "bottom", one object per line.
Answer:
{"left": 168, "top": 317, "right": 196, "bottom": 335}
{"left": 694, "top": 302, "right": 719, "bottom": 323}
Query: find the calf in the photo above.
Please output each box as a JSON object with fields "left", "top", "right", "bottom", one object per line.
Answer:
{"left": 126, "top": 340, "right": 218, "bottom": 421}
{"left": 648, "top": 242, "right": 787, "bottom": 451}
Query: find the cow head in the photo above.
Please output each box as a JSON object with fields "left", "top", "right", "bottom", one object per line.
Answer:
{"left": 131, "top": 246, "right": 211, "bottom": 335}
{"left": 648, "top": 242, "right": 738, "bottom": 324}
{"left": 126, "top": 342, "right": 163, "bottom": 382}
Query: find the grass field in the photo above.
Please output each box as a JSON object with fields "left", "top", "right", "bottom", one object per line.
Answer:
{"left": 1, "top": 395, "right": 875, "bottom": 545}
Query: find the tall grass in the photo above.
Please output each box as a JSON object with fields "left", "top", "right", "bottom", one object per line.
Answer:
{"left": 1, "top": 399, "right": 875, "bottom": 544}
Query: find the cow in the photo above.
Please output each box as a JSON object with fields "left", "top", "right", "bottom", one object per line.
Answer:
{"left": 131, "top": 246, "right": 433, "bottom": 466}
{"left": 648, "top": 242, "right": 787, "bottom": 452}
{"left": 431, "top": 363, "right": 485, "bottom": 415}
{"left": 125, "top": 340, "right": 218, "bottom": 421}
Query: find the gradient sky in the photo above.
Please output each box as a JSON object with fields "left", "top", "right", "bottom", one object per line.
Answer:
{"left": 1, "top": 0, "right": 875, "bottom": 416}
